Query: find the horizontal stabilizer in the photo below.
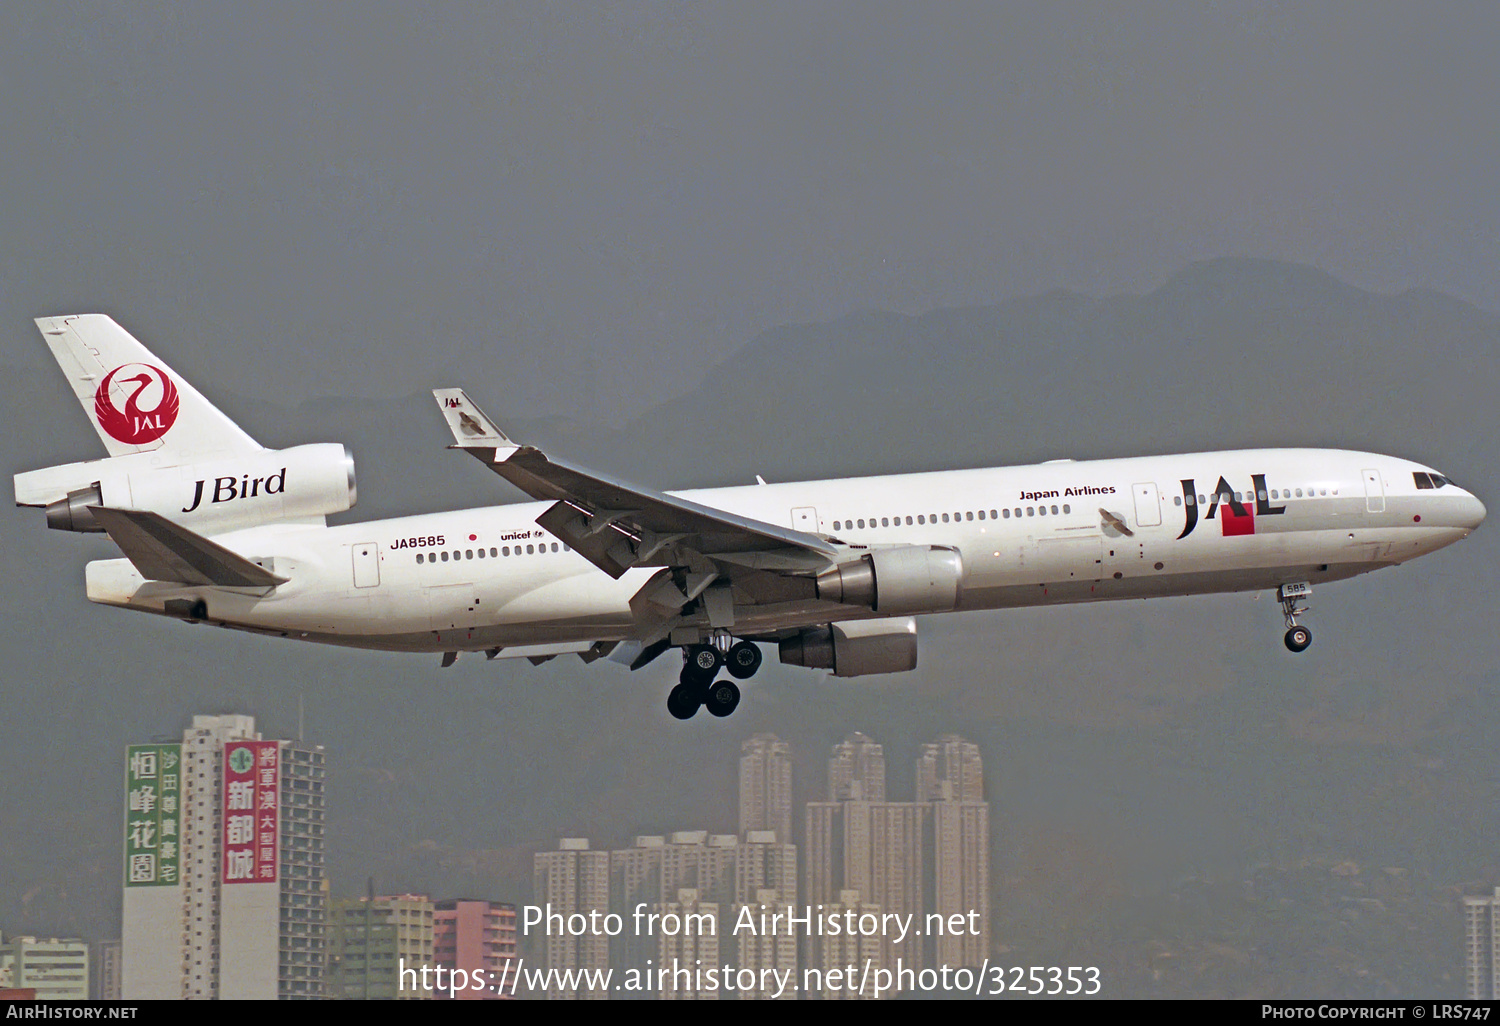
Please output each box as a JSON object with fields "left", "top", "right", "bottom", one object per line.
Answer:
{"left": 88, "top": 507, "right": 286, "bottom": 588}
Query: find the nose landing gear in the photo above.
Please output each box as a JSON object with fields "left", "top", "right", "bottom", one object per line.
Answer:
{"left": 666, "top": 639, "right": 759, "bottom": 719}
{"left": 1278, "top": 582, "right": 1313, "bottom": 652}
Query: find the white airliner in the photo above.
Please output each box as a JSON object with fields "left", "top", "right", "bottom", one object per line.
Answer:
{"left": 16, "top": 315, "right": 1486, "bottom": 719}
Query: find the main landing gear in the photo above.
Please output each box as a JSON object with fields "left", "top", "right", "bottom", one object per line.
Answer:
{"left": 1278, "top": 582, "right": 1313, "bottom": 653}
{"left": 667, "top": 640, "right": 761, "bottom": 720}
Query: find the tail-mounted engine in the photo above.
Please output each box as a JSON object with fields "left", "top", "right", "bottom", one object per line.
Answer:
{"left": 17, "top": 443, "right": 357, "bottom": 534}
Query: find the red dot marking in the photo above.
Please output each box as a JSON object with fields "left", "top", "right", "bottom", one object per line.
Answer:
{"left": 469, "top": 534, "right": 477, "bottom": 541}
{"left": 1413, "top": 515, "right": 1421, "bottom": 523}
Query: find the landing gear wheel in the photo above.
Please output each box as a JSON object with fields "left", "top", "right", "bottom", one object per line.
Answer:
{"left": 704, "top": 679, "right": 741, "bottom": 718}
{"left": 725, "top": 641, "right": 763, "bottom": 680}
{"left": 683, "top": 645, "right": 722, "bottom": 684}
{"left": 1284, "top": 625, "right": 1312, "bottom": 653}
{"left": 667, "top": 682, "right": 702, "bottom": 720}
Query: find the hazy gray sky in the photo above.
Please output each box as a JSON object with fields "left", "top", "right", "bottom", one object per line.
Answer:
{"left": 3, "top": 3, "right": 1497, "bottom": 419}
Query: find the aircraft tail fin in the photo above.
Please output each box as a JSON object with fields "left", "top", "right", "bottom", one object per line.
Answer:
{"left": 36, "top": 315, "right": 261, "bottom": 458}
{"left": 87, "top": 506, "right": 286, "bottom": 587}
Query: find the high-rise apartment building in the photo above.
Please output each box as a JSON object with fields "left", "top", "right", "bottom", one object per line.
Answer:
{"left": 806, "top": 736, "right": 928, "bottom": 976}
{"left": 655, "top": 888, "right": 719, "bottom": 1001}
{"left": 433, "top": 900, "right": 517, "bottom": 1000}
{"left": 808, "top": 733, "right": 993, "bottom": 986}
{"left": 739, "top": 734, "right": 794, "bottom": 842}
{"left": 533, "top": 838, "right": 610, "bottom": 999}
{"left": 812, "top": 890, "right": 886, "bottom": 1000}
{"left": 122, "top": 714, "right": 326, "bottom": 1000}
{"left": 829, "top": 732, "right": 886, "bottom": 802}
{"left": 92, "top": 940, "right": 121, "bottom": 1000}
{"left": 919, "top": 735, "right": 989, "bottom": 968}
{"left": 0, "top": 937, "right": 90, "bottom": 1001}
{"left": 732, "top": 886, "right": 798, "bottom": 1000}
{"left": 1464, "top": 887, "right": 1500, "bottom": 999}
{"left": 917, "top": 735, "right": 985, "bottom": 802}
{"left": 328, "top": 894, "right": 435, "bottom": 999}
{"left": 735, "top": 830, "right": 797, "bottom": 905}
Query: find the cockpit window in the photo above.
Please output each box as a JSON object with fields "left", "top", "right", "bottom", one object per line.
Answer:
{"left": 1415, "top": 472, "right": 1454, "bottom": 489}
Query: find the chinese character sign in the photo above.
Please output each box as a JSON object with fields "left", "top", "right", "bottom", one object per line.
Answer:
{"left": 223, "top": 741, "right": 278, "bottom": 885}
{"left": 124, "top": 744, "right": 181, "bottom": 887}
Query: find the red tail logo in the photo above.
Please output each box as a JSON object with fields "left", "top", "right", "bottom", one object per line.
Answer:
{"left": 95, "top": 364, "right": 180, "bottom": 444}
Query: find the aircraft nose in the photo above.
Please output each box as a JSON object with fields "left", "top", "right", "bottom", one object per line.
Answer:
{"left": 1465, "top": 493, "right": 1487, "bottom": 530}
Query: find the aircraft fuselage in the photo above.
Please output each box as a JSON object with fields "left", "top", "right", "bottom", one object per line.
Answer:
{"left": 83, "top": 447, "right": 1484, "bottom": 654}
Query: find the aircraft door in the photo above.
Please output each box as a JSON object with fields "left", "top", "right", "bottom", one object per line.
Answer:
{"left": 791, "top": 506, "right": 819, "bottom": 532}
{"left": 352, "top": 542, "right": 380, "bottom": 588}
{"left": 1362, "top": 469, "right": 1385, "bottom": 513}
{"left": 1132, "top": 482, "right": 1162, "bottom": 528}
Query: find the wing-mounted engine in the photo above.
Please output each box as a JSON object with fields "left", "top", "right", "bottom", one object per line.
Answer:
{"left": 779, "top": 617, "right": 919, "bottom": 676}
{"left": 814, "top": 544, "right": 964, "bottom": 614}
{"left": 16, "top": 443, "right": 357, "bottom": 534}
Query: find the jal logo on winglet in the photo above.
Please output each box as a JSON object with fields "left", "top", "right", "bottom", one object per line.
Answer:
{"left": 94, "top": 364, "right": 180, "bottom": 444}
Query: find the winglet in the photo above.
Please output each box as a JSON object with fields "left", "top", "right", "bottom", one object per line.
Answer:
{"left": 432, "top": 389, "right": 516, "bottom": 452}
{"left": 88, "top": 506, "right": 286, "bottom": 587}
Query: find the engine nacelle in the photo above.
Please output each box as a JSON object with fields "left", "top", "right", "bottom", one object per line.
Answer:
{"left": 18, "top": 443, "right": 357, "bottom": 534}
{"left": 779, "top": 618, "right": 919, "bottom": 677}
{"left": 815, "top": 545, "right": 963, "bottom": 614}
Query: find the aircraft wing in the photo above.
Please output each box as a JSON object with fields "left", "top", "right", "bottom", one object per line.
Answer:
{"left": 433, "top": 388, "right": 839, "bottom": 581}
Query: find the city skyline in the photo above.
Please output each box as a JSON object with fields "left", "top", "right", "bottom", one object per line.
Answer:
{"left": 534, "top": 728, "right": 990, "bottom": 998}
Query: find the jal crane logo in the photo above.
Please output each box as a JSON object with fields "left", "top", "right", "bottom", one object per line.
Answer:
{"left": 94, "top": 364, "right": 180, "bottom": 445}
